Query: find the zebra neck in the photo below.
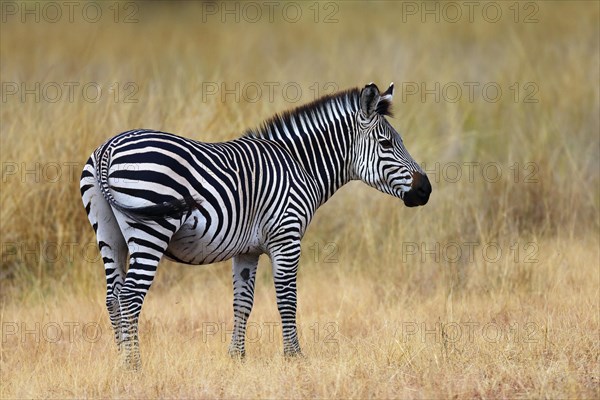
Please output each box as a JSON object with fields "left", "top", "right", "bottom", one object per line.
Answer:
{"left": 246, "top": 92, "right": 359, "bottom": 206}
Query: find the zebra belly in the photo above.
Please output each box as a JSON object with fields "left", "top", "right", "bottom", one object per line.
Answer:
{"left": 164, "top": 209, "right": 263, "bottom": 265}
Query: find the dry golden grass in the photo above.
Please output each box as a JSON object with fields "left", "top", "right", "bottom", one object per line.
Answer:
{"left": 1, "top": 1, "right": 599, "bottom": 398}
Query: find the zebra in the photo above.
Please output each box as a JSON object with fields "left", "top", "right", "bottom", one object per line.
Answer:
{"left": 80, "top": 82, "right": 431, "bottom": 369}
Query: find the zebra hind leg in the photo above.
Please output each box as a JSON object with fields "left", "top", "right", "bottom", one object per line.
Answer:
{"left": 229, "top": 253, "right": 259, "bottom": 359}
{"left": 81, "top": 169, "right": 128, "bottom": 353}
{"left": 114, "top": 214, "right": 179, "bottom": 370}
{"left": 98, "top": 221, "right": 128, "bottom": 352}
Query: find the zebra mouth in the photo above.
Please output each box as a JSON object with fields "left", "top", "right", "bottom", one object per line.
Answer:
{"left": 403, "top": 194, "right": 428, "bottom": 207}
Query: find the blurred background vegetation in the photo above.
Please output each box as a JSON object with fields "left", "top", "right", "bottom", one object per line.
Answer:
{"left": 1, "top": 2, "right": 598, "bottom": 398}
{"left": 0, "top": 1, "right": 598, "bottom": 297}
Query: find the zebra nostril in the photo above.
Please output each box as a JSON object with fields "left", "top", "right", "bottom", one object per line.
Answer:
{"left": 419, "top": 175, "right": 432, "bottom": 196}
{"left": 411, "top": 172, "right": 431, "bottom": 197}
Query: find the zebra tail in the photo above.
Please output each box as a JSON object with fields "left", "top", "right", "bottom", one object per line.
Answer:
{"left": 106, "top": 195, "right": 200, "bottom": 221}
{"left": 94, "top": 143, "right": 199, "bottom": 220}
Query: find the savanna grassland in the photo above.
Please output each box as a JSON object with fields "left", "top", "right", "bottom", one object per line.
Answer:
{"left": 1, "top": 1, "right": 599, "bottom": 398}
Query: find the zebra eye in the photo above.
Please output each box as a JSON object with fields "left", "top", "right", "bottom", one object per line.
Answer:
{"left": 380, "top": 139, "right": 393, "bottom": 149}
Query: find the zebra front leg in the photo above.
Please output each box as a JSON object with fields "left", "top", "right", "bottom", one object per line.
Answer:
{"left": 228, "top": 253, "right": 259, "bottom": 359}
{"left": 270, "top": 241, "right": 302, "bottom": 356}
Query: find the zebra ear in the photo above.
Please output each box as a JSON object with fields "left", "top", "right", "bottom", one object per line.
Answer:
{"left": 360, "top": 83, "right": 381, "bottom": 117}
{"left": 376, "top": 83, "right": 394, "bottom": 117}
{"left": 380, "top": 83, "right": 394, "bottom": 101}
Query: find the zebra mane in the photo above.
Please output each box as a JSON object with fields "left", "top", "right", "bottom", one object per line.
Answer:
{"left": 244, "top": 88, "right": 363, "bottom": 139}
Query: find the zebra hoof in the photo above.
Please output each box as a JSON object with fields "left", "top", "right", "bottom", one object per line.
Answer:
{"left": 283, "top": 350, "right": 304, "bottom": 359}
{"left": 119, "top": 355, "right": 142, "bottom": 371}
{"left": 228, "top": 349, "right": 246, "bottom": 361}
{"left": 120, "top": 360, "right": 141, "bottom": 372}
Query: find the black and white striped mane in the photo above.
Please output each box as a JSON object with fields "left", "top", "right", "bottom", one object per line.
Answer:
{"left": 244, "top": 87, "right": 393, "bottom": 140}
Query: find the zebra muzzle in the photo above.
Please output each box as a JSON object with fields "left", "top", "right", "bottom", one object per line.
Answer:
{"left": 403, "top": 172, "right": 431, "bottom": 207}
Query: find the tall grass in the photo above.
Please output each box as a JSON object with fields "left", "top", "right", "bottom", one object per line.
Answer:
{"left": 1, "top": 2, "right": 598, "bottom": 398}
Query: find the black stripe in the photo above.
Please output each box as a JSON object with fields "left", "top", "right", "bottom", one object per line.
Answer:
{"left": 80, "top": 184, "right": 94, "bottom": 197}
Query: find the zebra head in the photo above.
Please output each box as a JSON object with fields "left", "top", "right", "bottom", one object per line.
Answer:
{"left": 352, "top": 82, "right": 431, "bottom": 207}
